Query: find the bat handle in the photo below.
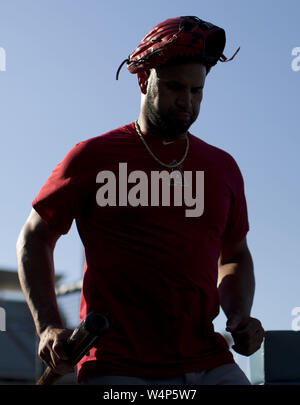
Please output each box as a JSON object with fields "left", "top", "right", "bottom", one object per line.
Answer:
{"left": 36, "top": 366, "right": 62, "bottom": 385}
{"left": 36, "top": 312, "right": 109, "bottom": 385}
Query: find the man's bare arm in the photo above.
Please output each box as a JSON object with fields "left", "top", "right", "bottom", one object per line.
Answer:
{"left": 16, "top": 208, "right": 73, "bottom": 374}
{"left": 218, "top": 236, "right": 264, "bottom": 356}
{"left": 218, "top": 236, "right": 255, "bottom": 319}
{"left": 16, "top": 208, "right": 62, "bottom": 335}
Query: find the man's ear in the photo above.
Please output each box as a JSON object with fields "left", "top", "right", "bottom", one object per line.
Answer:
{"left": 137, "top": 70, "right": 150, "bottom": 94}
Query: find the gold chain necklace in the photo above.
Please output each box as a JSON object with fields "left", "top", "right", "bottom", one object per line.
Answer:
{"left": 134, "top": 120, "right": 189, "bottom": 169}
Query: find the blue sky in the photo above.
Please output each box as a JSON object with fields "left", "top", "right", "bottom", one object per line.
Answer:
{"left": 0, "top": 0, "right": 299, "bottom": 377}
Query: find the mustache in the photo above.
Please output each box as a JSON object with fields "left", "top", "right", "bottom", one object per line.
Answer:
{"left": 171, "top": 109, "right": 193, "bottom": 117}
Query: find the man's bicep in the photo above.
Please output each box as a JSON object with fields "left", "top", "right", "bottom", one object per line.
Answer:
{"left": 20, "top": 208, "right": 62, "bottom": 248}
{"left": 218, "top": 236, "right": 249, "bottom": 266}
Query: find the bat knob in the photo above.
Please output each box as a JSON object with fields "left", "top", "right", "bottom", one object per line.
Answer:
{"left": 85, "top": 312, "right": 110, "bottom": 337}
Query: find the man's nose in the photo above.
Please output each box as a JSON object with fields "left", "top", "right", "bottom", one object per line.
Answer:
{"left": 175, "top": 90, "right": 192, "bottom": 111}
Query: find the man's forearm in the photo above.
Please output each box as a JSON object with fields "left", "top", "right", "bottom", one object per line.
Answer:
{"left": 16, "top": 227, "right": 63, "bottom": 336}
{"left": 217, "top": 251, "right": 255, "bottom": 319}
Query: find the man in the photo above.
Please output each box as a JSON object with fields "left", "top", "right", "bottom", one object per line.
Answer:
{"left": 16, "top": 16, "right": 264, "bottom": 385}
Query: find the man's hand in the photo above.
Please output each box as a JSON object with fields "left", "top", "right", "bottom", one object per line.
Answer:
{"left": 38, "top": 326, "right": 74, "bottom": 375}
{"left": 226, "top": 314, "right": 265, "bottom": 356}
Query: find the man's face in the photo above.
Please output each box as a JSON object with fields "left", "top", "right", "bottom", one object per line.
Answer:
{"left": 142, "top": 62, "right": 207, "bottom": 137}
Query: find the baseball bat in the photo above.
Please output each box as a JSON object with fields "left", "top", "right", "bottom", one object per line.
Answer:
{"left": 36, "top": 312, "right": 109, "bottom": 385}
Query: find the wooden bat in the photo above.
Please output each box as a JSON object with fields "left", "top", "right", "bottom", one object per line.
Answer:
{"left": 36, "top": 312, "right": 109, "bottom": 385}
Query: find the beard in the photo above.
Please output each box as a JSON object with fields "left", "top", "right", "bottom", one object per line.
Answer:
{"left": 144, "top": 92, "right": 197, "bottom": 138}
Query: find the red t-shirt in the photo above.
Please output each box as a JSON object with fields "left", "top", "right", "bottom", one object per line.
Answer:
{"left": 32, "top": 122, "right": 249, "bottom": 382}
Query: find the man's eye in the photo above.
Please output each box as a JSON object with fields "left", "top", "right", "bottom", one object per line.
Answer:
{"left": 167, "top": 83, "right": 181, "bottom": 90}
{"left": 192, "top": 88, "right": 203, "bottom": 94}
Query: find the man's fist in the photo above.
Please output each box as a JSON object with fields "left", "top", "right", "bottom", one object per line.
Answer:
{"left": 226, "top": 314, "right": 265, "bottom": 356}
{"left": 38, "top": 326, "right": 74, "bottom": 375}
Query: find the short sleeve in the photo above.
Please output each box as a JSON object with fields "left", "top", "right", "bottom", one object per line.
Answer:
{"left": 32, "top": 142, "right": 88, "bottom": 235}
{"left": 221, "top": 157, "right": 249, "bottom": 246}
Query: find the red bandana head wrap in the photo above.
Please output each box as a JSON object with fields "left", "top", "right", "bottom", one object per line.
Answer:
{"left": 116, "top": 16, "right": 240, "bottom": 79}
